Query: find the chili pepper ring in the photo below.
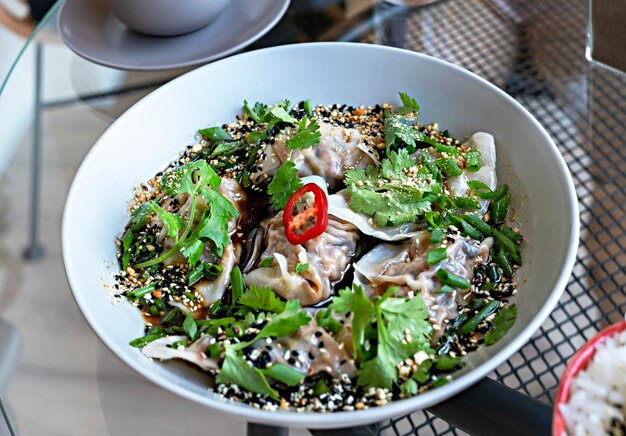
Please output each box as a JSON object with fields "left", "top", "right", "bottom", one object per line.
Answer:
{"left": 283, "top": 183, "right": 329, "bottom": 245}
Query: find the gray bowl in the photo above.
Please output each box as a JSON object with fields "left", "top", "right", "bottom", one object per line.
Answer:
{"left": 107, "top": 0, "right": 232, "bottom": 36}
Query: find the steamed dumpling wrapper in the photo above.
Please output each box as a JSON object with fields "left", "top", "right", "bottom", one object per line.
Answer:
{"left": 142, "top": 335, "right": 218, "bottom": 371}
{"left": 245, "top": 212, "right": 359, "bottom": 306}
{"left": 446, "top": 132, "right": 497, "bottom": 217}
{"left": 354, "top": 231, "right": 493, "bottom": 329}
{"left": 142, "top": 320, "right": 356, "bottom": 378}
{"left": 252, "top": 121, "right": 377, "bottom": 188}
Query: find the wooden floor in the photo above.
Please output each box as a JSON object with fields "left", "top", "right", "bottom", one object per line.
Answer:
{"left": 0, "top": 103, "right": 311, "bottom": 436}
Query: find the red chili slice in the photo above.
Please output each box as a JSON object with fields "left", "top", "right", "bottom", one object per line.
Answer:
{"left": 283, "top": 183, "right": 329, "bottom": 245}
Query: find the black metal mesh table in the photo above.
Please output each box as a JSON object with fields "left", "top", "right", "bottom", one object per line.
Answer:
{"left": 356, "top": 0, "right": 626, "bottom": 433}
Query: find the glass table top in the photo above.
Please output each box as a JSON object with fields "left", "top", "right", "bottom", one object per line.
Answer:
{"left": 0, "top": 0, "right": 625, "bottom": 435}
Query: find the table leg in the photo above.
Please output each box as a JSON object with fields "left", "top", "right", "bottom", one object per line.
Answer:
{"left": 24, "top": 42, "right": 44, "bottom": 261}
{"left": 247, "top": 423, "right": 288, "bottom": 436}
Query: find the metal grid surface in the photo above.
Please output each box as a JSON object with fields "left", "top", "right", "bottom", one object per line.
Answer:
{"left": 366, "top": 0, "right": 626, "bottom": 434}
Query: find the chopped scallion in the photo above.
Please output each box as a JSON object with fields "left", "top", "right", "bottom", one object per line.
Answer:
{"left": 427, "top": 247, "right": 447, "bottom": 265}
{"left": 429, "top": 228, "right": 445, "bottom": 243}
{"left": 125, "top": 283, "right": 156, "bottom": 300}
{"left": 433, "top": 285, "right": 455, "bottom": 294}
{"left": 459, "top": 300, "right": 500, "bottom": 335}
{"left": 230, "top": 266, "right": 245, "bottom": 304}
{"left": 435, "top": 158, "right": 463, "bottom": 177}
{"left": 464, "top": 149, "right": 482, "bottom": 172}
{"left": 462, "top": 213, "right": 492, "bottom": 236}
{"left": 492, "top": 229, "right": 521, "bottom": 264}
{"left": 454, "top": 197, "right": 480, "bottom": 210}
{"left": 492, "top": 247, "right": 514, "bottom": 278}
{"left": 129, "top": 332, "right": 166, "bottom": 348}
{"left": 436, "top": 269, "right": 470, "bottom": 290}
{"left": 466, "top": 180, "right": 494, "bottom": 199}
{"left": 459, "top": 219, "right": 482, "bottom": 240}
{"left": 259, "top": 258, "right": 273, "bottom": 268}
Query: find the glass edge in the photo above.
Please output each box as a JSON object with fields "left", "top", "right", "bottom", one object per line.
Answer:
{"left": 0, "top": 0, "right": 63, "bottom": 96}
{"left": 585, "top": 0, "right": 593, "bottom": 61}
{"left": 0, "top": 396, "right": 16, "bottom": 436}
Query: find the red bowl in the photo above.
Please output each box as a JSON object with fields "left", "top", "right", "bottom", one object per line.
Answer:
{"left": 552, "top": 320, "right": 626, "bottom": 435}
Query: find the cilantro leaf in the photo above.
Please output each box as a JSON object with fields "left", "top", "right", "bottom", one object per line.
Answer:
{"left": 128, "top": 201, "right": 153, "bottom": 232}
{"left": 397, "top": 92, "right": 420, "bottom": 115}
{"left": 256, "top": 300, "right": 311, "bottom": 339}
{"left": 344, "top": 149, "right": 436, "bottom": 227}
{"left": 315, "top": 308, "right": 342, "bottom": 335}
{"left": 147, "top": 202, "right": 184, "bottom": 239}
{"left": 357, "top": 350, "right": 396, "bottom": 390}
{"left": 380, "top": 149, "right": 416, "bottom": 178}
{"left": 216, "top": 348, "right": 279, "bottom": 400}
{"left": 198, "top": 126, "right": 232, "bottom": 143}
{"left": 484, "top": 304, "right": 517, "bottom": 346}
{"left": 186, "top": 187, "right": 239, "bottom": 258}
{"left": 160, "top": 160, "right": 220, "bottom": 197}
{"left": 351, "top": 292, "right": 433, "bottom": 390}
{"left": 209, "top": 140, "right": 246, "bottom": 158}
{"left": 268, "top": 104, "right": 298, "bottom": 124}
{"left": 238, "top": 286, "right": 286, "bottom": 313}
{"left": 385, "top": 110, "right": 417, "bottom": 152}
{"left": 244, "top": 100, "right": 268, "bottom": 124}
{"left": 267, "top": 160, "right": 302, "bottom": 210}
{"left": 384, "top": 111, "right": 438, "bottom": 153}
{"left": 263, "top": 363, "right": 306, "bottom": 386}
{"left": 329, "top": 286, "right": 376, "bottom": 360}
{"left": 285, "top": 117, "right": 321, "bottom": 150}
{"left": 178, "top": 238, "right": 205, "bottom": 267}
{"left": 378, "top": 296, "right": 432, "bottom": 347}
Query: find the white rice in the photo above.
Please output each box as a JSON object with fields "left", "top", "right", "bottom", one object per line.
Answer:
{"left": 560, "top": 328, "right": 626, "bottom": 436}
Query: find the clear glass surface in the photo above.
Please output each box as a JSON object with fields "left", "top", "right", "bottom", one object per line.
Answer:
{"left": 0, "top": 0, "right": 625, "bottom": 434}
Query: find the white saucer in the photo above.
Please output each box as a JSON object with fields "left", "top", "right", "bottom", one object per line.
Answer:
{"left": 58, "top": 0, "right": 290, "bottom": 71}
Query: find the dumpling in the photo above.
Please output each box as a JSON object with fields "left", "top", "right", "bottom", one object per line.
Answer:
{"left": 446, "top": 132, "right": 497, "bottom": 216}
{"left": 252, "top": 121, "right": 376, "bottom": 188}
{"left": 156, "top": 179, "right": 245, "bottom": 305}
{"left": 189, "top": 178, "right": 246, "bottom": 304}
{"left": 245, "top": 212, "right": 359, "bottom": 306}
{"left": 142, "top": 334, "right": 218, "bottom": 371}
{"left": 142, "top": 321, "right": 356, "bottom": 379}
{"left": 250, "top": 321, "right": 356, "bottom": 378}
{"left": 354, "top": 230, "right": 493, "bottom": 329}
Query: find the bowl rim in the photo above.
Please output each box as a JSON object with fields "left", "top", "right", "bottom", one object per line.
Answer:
{"left": 552, "top": 319, "right": 626, "bottom": 436}
{"left": 62, "top": 41, "right": 580, "bottom": 428}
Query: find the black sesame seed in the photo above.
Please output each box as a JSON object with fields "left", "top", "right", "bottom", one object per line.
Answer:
{"left": 314, "top": 331, "right": 323, "bottom": 338}
{"left": 318, "top": 341, "right": 325, "bottom": 349}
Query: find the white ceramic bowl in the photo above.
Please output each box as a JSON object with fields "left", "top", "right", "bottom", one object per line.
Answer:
{"left": 62, "top": 42, "right": 579, "bottom": 429}
{"left": 107, "top": 0, "right": 232, "bottom": 36}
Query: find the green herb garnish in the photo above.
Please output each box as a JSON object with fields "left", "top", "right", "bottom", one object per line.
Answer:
{"left": 484, "top": 304, "right": 518, "bottom": 345}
